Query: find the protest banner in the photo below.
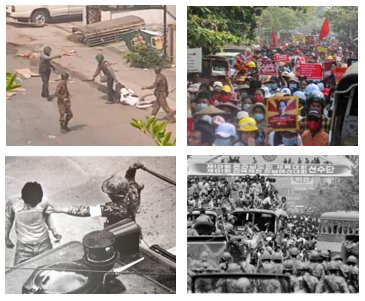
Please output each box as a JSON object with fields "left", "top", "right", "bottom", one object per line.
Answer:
{"left": 317, "top": 46, "right": 328, "bottom": 54}
{"left": 257, "top": 60, "right": 278, "bottom": 78}
{"left": 273, "top": 54, "right": 290, "bottom": 62}
{"left": 333, "top": 66, "right": 348, "bottom": 84}
{"left": 300, "top": 63, "right": 323, "bottom": 80}
{"left": 266, "top": 96, "right": 299, "bottom": 131}
{"left": 323, "top": 60, "right": 337, "bottom": 78}
{"left": 293, "top": 35, "right": 306, "bottom": 43}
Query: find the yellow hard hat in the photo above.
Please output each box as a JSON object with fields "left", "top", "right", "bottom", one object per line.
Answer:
{"left": 221, "top": 85, "right": 232, "bottom": 93}
{"left": 326, "top": 55, "right": 333, "bottom": 60}
{"left": 238, "top": 117, "right": 258, "bottom": 132}
{"left": 247, "top": 61, "right": 256, "bottom": 68}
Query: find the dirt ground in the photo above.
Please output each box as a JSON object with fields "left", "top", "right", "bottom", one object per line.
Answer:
{"left": 5, "top": 157, "right": 176, "bottom": 268}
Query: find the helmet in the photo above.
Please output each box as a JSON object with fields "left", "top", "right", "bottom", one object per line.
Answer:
{"left": 220, "top": 252, "right": 233, "bottom": 262}
{"left": 304, "top": 83, "right": 320, "bottom": 95}
{"left": 307, "top": 91, "right": 325, "bottom": 106}
{"left": 293, "top": 91, "right": 306, "bottom": 101}
{"left": 238, "top": 117, "right": 258, "bottom": 132}
{"left": 289, "top": 247, "right": 299, "bottom": 256}
{"left": 320, "top": 250, "right": 330, "bottom": 259}
{"left": 327, "top": 261, "right": 340, "bottom": 271}
{"left": 283, "top": 261, "right": 294, "bottom": 272}
{"left": 333, "top": 255, "right": 343, "bottom": 262}
{"left": 221, "top": 85, "right": 232, "bottom": 93}
{"left": 95, "top": 54, "right": 104, "bottom": 63}
{"left": 280, "top": 87, "right": 291, "bottom": 96}
{"left": 272, "top": 252, "right": 283, "bottom": 263}
{"left": 296, "top": 262, "right": 309, "bottom": 271}
{"left": 247, "top": 61, "right": 256, "bottom": 68}
{"left": 101, "top": 173, "right": 129, "bottom": 196}
{"left": 154, "top": 66, "right": 162, "bottom": 73}
{"left": 310, "top": 250, "right": 320, "bottom": 261}
{"left": 43, "top": 46, "right": 52, "bottom": 55}
{"left": 261, "top": 252, "right": 272, "bottom": 261}
{"left": 347, "top": 255, "right": 358, "bottom": 265}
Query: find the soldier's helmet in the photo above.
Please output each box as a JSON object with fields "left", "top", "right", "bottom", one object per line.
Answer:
{"left": 289, "top": 247, "right": 299, "bottom": 256}
{"left": 154, "top": 66, "right": 162, "bottom": 74}
{"left": 220, "top": 251, "right": 233, "bottom": 262}
{"left": 310, "top": 250, "right": 320, "bottom": 261}
{"left": 327, "top": 261, "right": 340, "bottom": 272}
{"left": 320, "top": 250, "right": 330, "bottom": 259}
{"left": 283, "top": 261, "right": 294, "bottom": 272}
{"left": 296, "top": 262, "right": 310, "bottom": 271}
{"left": 333, "top": 255, "right": 343, "bottom": 262}
{"left": 101, "top": 174, "right": 129, "bottom": 197}
{"left": 95, "top": 54, "right": 104, "bottom": 63}
{"left": 272, "top": 252, "right": 283, "bottom": 263}
{"left": 43, "top": 46, "right": 52, "bottom": 55}
{"left": 347, "top": 255, "right": 358, "bottom": 265}
{"left": 261, "top": 252, "right": 272, "bottom": 262}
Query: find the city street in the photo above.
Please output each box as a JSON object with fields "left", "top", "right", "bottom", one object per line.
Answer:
{"left": 6, "top": 17, "right": 176, "bottom": 145}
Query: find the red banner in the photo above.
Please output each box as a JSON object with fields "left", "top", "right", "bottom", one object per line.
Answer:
{"left": 300, "top": 63, "right": 323, "bottom": 80}
{"left": 333, "top": 67, "right": 348, "bottom": 84}
{"left": 258, "top": 60, "right": 278, "bottom": 77}
{"left": 273, "top": 54, "right": 290, "bottom": 63}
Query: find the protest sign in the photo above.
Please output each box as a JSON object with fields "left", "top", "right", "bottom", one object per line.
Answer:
{"left": 305, "top": 36, "right": 316, "bottom": 45}
{"left": 300, "top": 63, "right": 323, "bottom": 80}
{"left": 257, "top": 60, "right": 278, "bottom": 78}
{"left": 323, "top": 60, "right": 337, "bottom": 78}
{"left": 266, "top": 96, "right": 299, "bottom": 131}
{"left": 273, "top": 54, "right": 290, "bottom": 62}
{"left": 333, "top": 66, "right": 348, "bottom": 84}
{"left": 294, "top": 35, "right": 306, "bottom": 43}
{"left": 187, "top": 48, "right": 202, "bottom": 73}
{"left": 317, "top": 46, "right": 328, "bottom": 54}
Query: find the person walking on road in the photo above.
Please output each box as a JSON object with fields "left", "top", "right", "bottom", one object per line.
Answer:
{"left": 39, "top": 46, "right": 62, "bottom": 101}
{"left": 55, "top": 73, "right": 73, "bottom": 133}
{"left": 142, "top": 67, "right": 175, "bottom": 122}
{"left": 91, "top": 54, "right": 122, "bottom": 103}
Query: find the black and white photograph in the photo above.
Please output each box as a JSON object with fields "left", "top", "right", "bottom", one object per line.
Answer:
{"left": 187, "top": 155, "right": 358, "bottom": 293}
{"left": 5, "top": 156, "right": 176, "bottom": 294}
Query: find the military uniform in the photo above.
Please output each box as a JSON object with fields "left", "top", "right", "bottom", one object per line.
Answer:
{"left": 67, "top": 164, "right": 144, "bottom": 226}
{"left": 144, "top": 70, "right": 175, "bottom": 121}
{"left": 55, "top": 78, "right": 73, "bottom": 131}
{"left": 93, "top": 59, "right": 119, "bottom": 102}
{"left": 39, "top": 50, "right": 60, "bottom": 99}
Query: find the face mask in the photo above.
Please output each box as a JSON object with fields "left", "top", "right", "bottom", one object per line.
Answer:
{"left": 221, "top": 95, "right": 230, "bottom": 102}
{"left": 255, "top": 96, "right": 264, "bottom": 103}
{"left": 253, "top": 113, "right": 264, "bottom": 122}
{"left": 213, "top": 138, "right": 232, "bottom": 146}
{"left": 243, "top": 103, "right": 251, "bottom": 111}
{"left": 289, "top": 84, "right": 298, "bottom": 93}
{"left": 268, "top": 83, "right": 277, "bottom": 91}
{"left": 307, "top": 120, "right": 321, "bottom": 132}
{"left": 195, "top": 103, "right": 208, "bottom": 112}
{"left": 282, "top": 136, "right": 297, "bottom": 146}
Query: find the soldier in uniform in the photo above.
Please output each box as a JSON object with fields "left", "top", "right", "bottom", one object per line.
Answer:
{"left": 52, "top": 162, "right": 144, "bottom": 226}
{"left": 55, "top": 73, "right": 73, "bottom": 133}
{"left": 142, "top": 67, "right": 175, "bottom": 122}
{"left": 316, "top": 261, "right": 349, "bottom": 293}
{"left": 39, "top": 46, "right": 62, "bottom": 101}
{"left": 319, "top": 250, "right": 331, "bottom": 274}
{"left": 91, "top": 54, "right": 122, "bottom": 103}
{"left": 294, "top": 262, "right": 318, "bottom": 293}
{"left": 347, "top": 256, "right": 359, "bottom": 293}
{"left": 309, "top": 250, "right": 325, "bottom": 280}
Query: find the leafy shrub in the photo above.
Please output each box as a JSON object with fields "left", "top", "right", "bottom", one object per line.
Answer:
{"left": 125, "top": 45, "right": 171, "bottom": 69}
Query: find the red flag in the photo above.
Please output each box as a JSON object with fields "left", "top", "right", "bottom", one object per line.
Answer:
{"left": 319, "top": 18, "right": 329, "bottom": 40}
{"left": 271, "top": 31, "right": 278, "bottom": 46}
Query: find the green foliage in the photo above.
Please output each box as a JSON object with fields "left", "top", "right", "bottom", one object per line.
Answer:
{"left": 188, "top": 6, "right": 264, "bottom": 55}
{"left": 259, "top": 7, "right": 298, "bottom": 32}
{"left": 124, "top": 45, "right": 171, "bottom": 69}
{"left": 131, "top": 116, "right": 176, "bottom": 146}
{"left": 324, "top": 6, "right": 358, "bottom": 42}
{"left": 6, "top": 72, "right": 21, "bottom": 92}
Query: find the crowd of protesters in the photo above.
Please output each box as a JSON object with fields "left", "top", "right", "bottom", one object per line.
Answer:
{"left": 187, "top": 175, "right": 359, "bottom": 293}
{"left": 187, "top": 37, "right": 357, "bottom": 146}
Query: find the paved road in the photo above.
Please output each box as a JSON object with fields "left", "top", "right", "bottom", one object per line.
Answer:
{"left": 6, "top": 20, "right": 176, "bottom": 145}
{"left": 5, "top": 156, "right": 176, "bottom": 267}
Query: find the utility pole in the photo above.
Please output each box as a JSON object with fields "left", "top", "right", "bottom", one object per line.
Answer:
{"left": 163, "top": 5, "right": 167, "bottom": 57}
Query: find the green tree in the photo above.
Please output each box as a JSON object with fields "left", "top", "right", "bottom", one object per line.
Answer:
{"left": 259, "top": 7, "right": 297, "bottom": 32}
{"left": 187, "top": 6, "right": 264, "bottom": 54}
{"left": 324, "top": 6, "right": 358, "bottom": 42}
